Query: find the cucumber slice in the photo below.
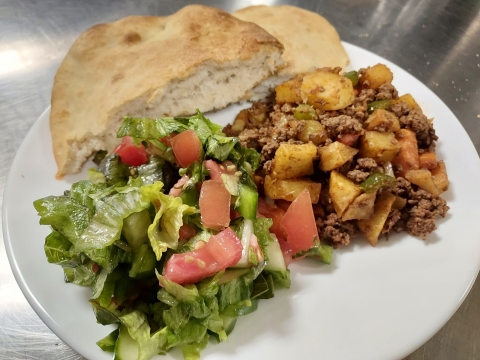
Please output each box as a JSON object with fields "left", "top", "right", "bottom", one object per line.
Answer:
{"left": 264, "top": 234, "right": 291, "bottom": 288}
{"left": 235, "top": 183, "right": 258, "bottom": 220}
{"left": 129, "top": 243, "right": 157, "bottom": 279}
{"left": 122, "top": 209, "right": 151, "bottom": 248}
{"left": 114, "top": 325, "right": 138, "bottom": 360}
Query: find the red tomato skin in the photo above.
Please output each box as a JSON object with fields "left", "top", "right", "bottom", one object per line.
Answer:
{"left": 337, "top": 133, "right": 359, "bottom": 146}
{"left": 170, "top": 130, "right": 202, "bottom": 168}
{"left": 199, "top": 180, "right": 231, "bottom": 231}
{"left": 163, "top": 227, "right": 242, "bottom": 284}
{"left": 257, "top": 198, "right": 286, "bottom": 240}
{"left": 114, "top": 137, "right": 148, "bottom": 166}
{"left": 169, "top": 175, "right": 189, "bottom": 197}
{"left": 281, "top": 188, "right": 318, "bottom": 254}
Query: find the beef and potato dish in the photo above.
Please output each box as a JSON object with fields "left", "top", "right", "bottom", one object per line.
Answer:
{"left": 225, "top": 64, "right": 449, "bottom": 248}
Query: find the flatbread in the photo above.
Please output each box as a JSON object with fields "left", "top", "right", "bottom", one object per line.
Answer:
{"left": 51, "top": 4, "right": 285, "bottom": 175}
{"left": 233, "top": 5, "right": 349, "bottom": 99}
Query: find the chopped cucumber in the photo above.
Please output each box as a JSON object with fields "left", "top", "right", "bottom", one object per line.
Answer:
{"left": 264, "top": 234, "right": 291, "bottom": 288}
{"left": 221, "top": 316, "right": 237, "bottom": 335}
{"left": 114, "top": 325, "right": 138, "bottom": 360}
{"left": 122, "top": 209, "right": 151, "bottom": 248}
{"left": 129, "top": 243, "right": 157, "bottom": 279}
{"left": 235, "top": 183, "right": 258, "bottom": 220}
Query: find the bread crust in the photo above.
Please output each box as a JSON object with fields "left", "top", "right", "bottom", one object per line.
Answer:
{"left": 50, "top": 5, "right": 284, "bottom": 175}
{"left": 233, "top": 5, "right": 349, "bottom": 76}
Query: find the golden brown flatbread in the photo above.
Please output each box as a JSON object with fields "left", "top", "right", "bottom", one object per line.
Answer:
{"left": 50, "top": 5, "right": 285, "bottom": 175}
{"left": 233, "top": 5, "right": 349, "bottom": 99}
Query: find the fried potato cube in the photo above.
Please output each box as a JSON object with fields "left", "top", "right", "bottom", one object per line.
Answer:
{"left": 418, "top": 152, "right": 437, "bottom": 169}
{"left": 430, "top": 160, "right": 449, "bottom": 193}
{"left": 318, "top": 141, "right": 359, "bottom": 171}
{"left": 364, "top": 109, "right": 400, "bottom": 132}
{"left": 298, "top": 120, "right": 328, "bottom": 145}
{"left": 300, "top": 68, "right": 355, "bottom": 110}
{"left": 405, "top": 169, "right": 441, "bottom": 196}
{"left": 329, "top": 170, "right": 363, "bottom": 217}
{"left": 392, "top": 93, "right": 421, "bottom": 111}
{"left": 392, "top": 129, "right": 420, "bottom": 177}
{"left": 357, "top": 192, "right": 396, "bottom": 246}
{"left": 358, "top": 64, "right": 393, "bottom": 90}
{"left": 264, "top": 175, "right": 321, "bottom": 204}
{"left": 359, "top": 131, "right": 400, "bottom": 163}
{"left": 275, "top": 74, "right": 303, "bottom": 104}
{"left": 342, "top": 192, "right": 377, "bottom": 221}
{"left": 392, "top": 196, "right": 407, "bottom": 210}
{"left": 270, "top": 143, "right": 317, "bottom": 179}
{"left": 231, "top": 109, "right": 249, "bottom": 133}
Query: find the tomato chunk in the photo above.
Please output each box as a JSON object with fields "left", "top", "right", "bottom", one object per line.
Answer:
{"left": 179, "top": 224, "right": 196, "bottom": 240}
{"left": 281, "top": 188, "right": 318, "bottom": 254}
{"left": 170, "top": 130, "right": 202, "bottom": 167}
{"left": 257, "top": 198, "right": 286, "bottom": 240}
{"left": 199, "top": 180, "right": 231, "bottom": 230}
{"left": 169, "top": 175, "right": 189, "bottom": 197}
{"left": 204, "top": 159, "right": 238, "bottom": 181}
{"left": 163, "top": 227, "right": 242, "bottom": 284}
{"left": 114, "top": 136, "right": 148, "bottom": 166}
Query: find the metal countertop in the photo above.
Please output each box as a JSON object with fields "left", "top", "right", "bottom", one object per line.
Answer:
{"left": 1, "top": 0, "right": 479, "bottom": 359}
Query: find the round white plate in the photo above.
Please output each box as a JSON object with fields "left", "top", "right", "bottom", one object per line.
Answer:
{"left": 3, "top": 42, "right": 480, "bottom": 360}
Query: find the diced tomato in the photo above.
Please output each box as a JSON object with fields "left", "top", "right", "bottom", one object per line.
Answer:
{"left": 170, "top": 130, "right": 202, "bottom": 167}
{"left": 160, "top": 133, "right": 175, "bottom": 146}
{"left": 204, "top": 159, "right": 238, "bottom": 181}
{"left": 169, "top": 175, "right": 189, "bottom": 197}
{"left": 230, "top": 209, "right": 242, "bottom": 220}
{"left": 337, "top": 133, "right": 359, "bottom": 146}
{"left": 179, "top": 224, "right": 196, "bottom": 240}
{"left": 199, "top": 180, "right": 231, "bottom": 230}
{"left": 163, "top": 227, "right": 242, "bottom": 284}
{"left": 92, "top": 263, "right": 100, "bottom": 274}
{"left": 281, "top": 188, "right": 318, "bottom": 254}
{"left": 275, "top": 200, "right": 291, "bottom": 212}
{"left": 114, "top": 136, "right": 148, "bottom": 166}
{"left": 257, "top": 198, "right": 286, "bottom": 240}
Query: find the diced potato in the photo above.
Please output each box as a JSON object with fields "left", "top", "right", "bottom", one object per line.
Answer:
{"left": 419, "top": 152, "right": 437, "bottom": 169}
{"left": 275, "top": 74, "right": 303, "bottom": 104}
{"left": 392, "top": 93, "right": 421, "bottom": 111}
{"left": 231, "top": 109, "right": 248, "bottom": 133}
{"left": 392, "top": 196, "right": 407, "bottom": 210}
{"left": 342, "top": 192, "right": 376, "bottom": 221}
{"left": 300, "top": 68, "right": 355, "bottom": 110}
{"left": 392, "top": 129, "right": 419, "bottom": 177}
{"left": 405, "top": 169, "right": 441, "bottom": 196}
{"left": 329, "top": 170, "right": 363, "bottom": 217}
{"left": 357, "top": 192, "right": 396, "bottom": 246}
{"left": 358, "top": 64, "right": 393, "bottom": 90}
{"left": 264, "top": 175, "right": 321, "bottom": 204}
{"left": 430, "top": 160, "right": 449, "bottom": 193}
{"left": 359, "top": 131, "right": 400, "bottom": 163}
{"left": 270, "top": 143, "right": 317, "bottom": 179}
{"left": 364, "top": 109, "right": 400, "bottom": 132}
{"left": 298, "top": 120, "right": 328, "bottom": 145}
{"left": 318, "top": 141, "right": 359, "bottom": 171}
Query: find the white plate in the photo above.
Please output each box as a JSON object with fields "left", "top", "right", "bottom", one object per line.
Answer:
{"left": 3, "top": 42, "right": 480, "bottom": 360}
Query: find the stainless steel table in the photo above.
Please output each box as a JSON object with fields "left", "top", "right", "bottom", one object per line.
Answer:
{"left": 1, "top": 0, "right": 479, "bottom": 359}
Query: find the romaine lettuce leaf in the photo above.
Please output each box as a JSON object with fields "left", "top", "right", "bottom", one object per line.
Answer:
{"left": 141, "top": 183, "right": 196, "bottom": 260}
{"left": 117, "top": 117, "right": 188, "bottom": 140}
{"left": 63, "top": 261, "right": 97, "bottom": 286}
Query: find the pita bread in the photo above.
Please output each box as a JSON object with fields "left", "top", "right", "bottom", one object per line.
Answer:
{"left": 233, "top": 5, "right": 349, "bottom": 100}
{"left": 51, "top": 5, "right": 285, "bottom": 175}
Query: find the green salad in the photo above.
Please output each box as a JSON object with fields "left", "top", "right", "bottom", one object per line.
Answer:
{"left": 34, "top": 111, "right": 332, "bottom": 360}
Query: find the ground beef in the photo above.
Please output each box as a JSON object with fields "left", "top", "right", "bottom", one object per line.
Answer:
{"left": 391, "top": 178, "right": 449, "bottom": 239}
{"left": 375, "top": 83, "right": 398, "bottom": 101}
{"left": 399, "top": 109, "right": 438, "bottom": 149}
{"left": 381, "top": 208, "right": 402, "bottom": 237}
{"left": 347, "top": 170, "right": 370, "bottom": 182}
{"left": 320, "top": 115, "right": 364, "bottom": 138}
{"left": 389, "top": 100, "right": 411, "bottom": 117}
{"left": 316, "top": 213, "right": 356, "bottom": 248}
